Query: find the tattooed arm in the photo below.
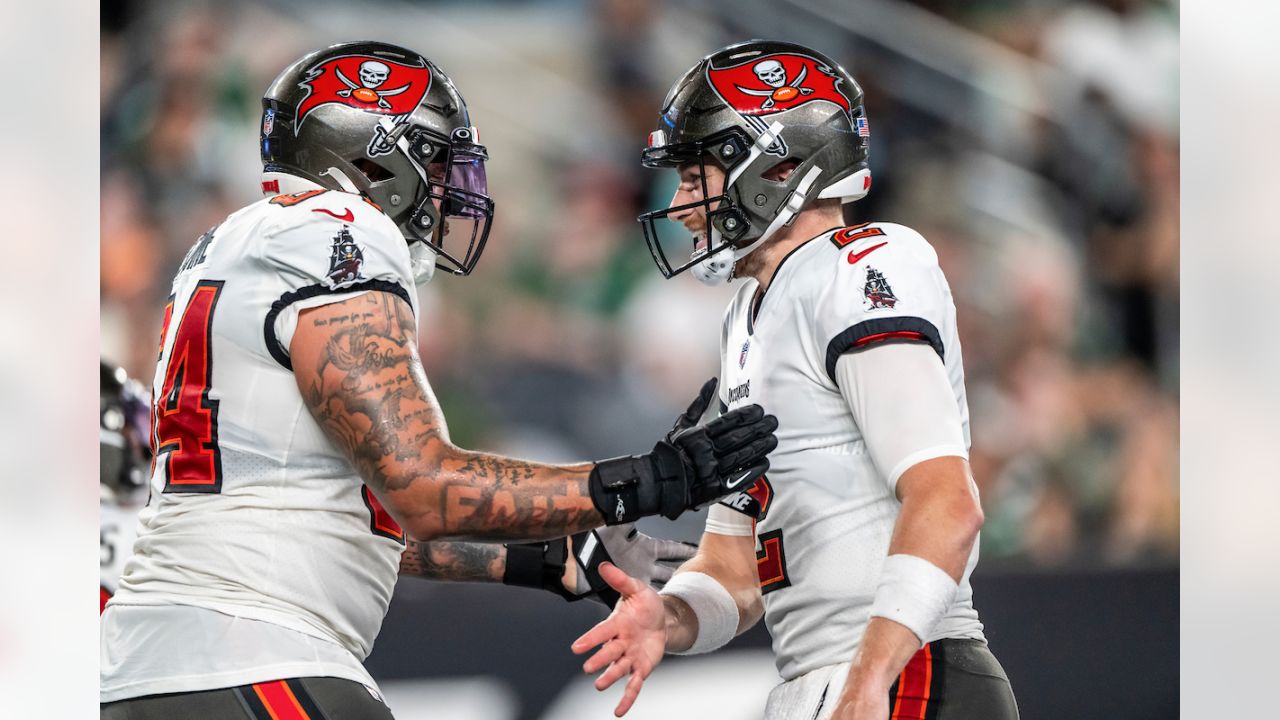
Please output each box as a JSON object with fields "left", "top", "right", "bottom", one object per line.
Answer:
{"left": 398, "top": 540, "right": 507, "bottom": 583}
{"left": 291, "top": 291, "right": 603, "bottom": 543}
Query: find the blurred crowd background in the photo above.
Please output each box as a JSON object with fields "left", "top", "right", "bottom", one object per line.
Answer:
{"left": 104, "top": 0, "right": 1172, "bottom": 568}
{"left": 98, "top": 0, "right": 1179, "bottom": 716}
{"left": 101, "top": 0, "right": 1178, "bottom": 571}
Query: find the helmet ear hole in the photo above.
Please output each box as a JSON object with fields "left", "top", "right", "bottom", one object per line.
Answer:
{"left": 761, "top": 159, "right": 799, "bottom": 182}
{"left": 353, "top": 159, "right": 393, "bottom": 183}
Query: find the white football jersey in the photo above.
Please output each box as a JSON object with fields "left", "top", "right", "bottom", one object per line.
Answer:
{"left": 714, "top": 222, "right": 984, "bottom": 681}
{"left": 105, "top": 189, "right": 417, "bottom": 692}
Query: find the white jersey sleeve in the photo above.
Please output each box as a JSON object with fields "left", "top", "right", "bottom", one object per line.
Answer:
{"left": 813, "top": 223, "right": 952, "bottom": 384}
{"left": 257, "top": 193, "right": 417, "bottom": 367}
{"left": 835, "top": 344, "right": 968, "bottom": 491}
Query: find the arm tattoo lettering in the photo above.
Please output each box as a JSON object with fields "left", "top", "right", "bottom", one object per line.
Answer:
{"left": 295, "top": 291, "right": 604, "bottom": 541}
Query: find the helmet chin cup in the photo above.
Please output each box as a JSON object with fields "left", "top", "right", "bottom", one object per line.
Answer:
{"left": 691, "top": 255, "right": 733, "bottom": 286}
{"left": 690, "top": 230, "right": 735, "bottom": 286}
{"left": 408, "top": 240, "right": 438, "bottom": 285}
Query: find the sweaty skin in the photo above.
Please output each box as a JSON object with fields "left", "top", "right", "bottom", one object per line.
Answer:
{"left": 292, "top": 290, "right": 604, "bottom": 543}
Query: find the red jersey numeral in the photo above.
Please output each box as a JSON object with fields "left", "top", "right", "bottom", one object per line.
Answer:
{"left": 756, "top": 528, "right": 791, "bottom": 594}
{"left": 268, "top": 189, "right": 326, "bottom": 207}
{"left": 154, "top": 280, "right": 225, "bottom": 493}
{"left": 830, "top": 223, "right": 886, "bottom": 248}
{"left": 362, "top": 486, "right": 406, "bottom": 544}
{"left": 746, "top": 476, "right": 791, "bottom": 594}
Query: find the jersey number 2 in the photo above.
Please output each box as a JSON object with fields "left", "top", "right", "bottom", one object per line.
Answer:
{"left": 749, "top": 477, "right": 792, "bottom": 594}
{"left": 154, "top": 280, "right": 225, "bottom": 493}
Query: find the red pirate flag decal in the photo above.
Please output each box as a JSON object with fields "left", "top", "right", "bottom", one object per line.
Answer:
{"left": 295, "top": 55, "right": 432, "bottom": 133}
{"left": 706, "top": 53, "right": 852, "bottom": 117}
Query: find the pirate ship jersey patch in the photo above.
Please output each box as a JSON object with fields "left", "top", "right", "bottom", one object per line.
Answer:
{"left": 862, "top": 266, "right": 899, "bottom": 310}
{"left": 326, "top": 226, "right": 366, "bottom": 288}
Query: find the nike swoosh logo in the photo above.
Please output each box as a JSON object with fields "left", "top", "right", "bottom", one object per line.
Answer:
{"left": 847, "top": 241, "right": 888, "bottom": 265}
{"left": 725, "top": 471, "right": 754, "bottom": 489}
{"left": 313, "top": 207, "right": 355, "bottom": 222}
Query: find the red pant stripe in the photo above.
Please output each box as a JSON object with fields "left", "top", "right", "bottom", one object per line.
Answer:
{"left": 891, "top": 643, "right": 934, "bottom": 719}
{"left": 253, "top": 680, "right": 311, "bottom": 720}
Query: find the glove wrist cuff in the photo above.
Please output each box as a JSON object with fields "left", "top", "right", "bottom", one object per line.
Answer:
{"left": 590, "top": 455, "right": 663, "bottom": 525}
{"left": 502, "top": 538, "right": 570, "bottom": 598}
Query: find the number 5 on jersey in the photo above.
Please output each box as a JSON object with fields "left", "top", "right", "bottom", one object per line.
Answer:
{"left": 154, "top": 280, "right": 225, "bottom": 493}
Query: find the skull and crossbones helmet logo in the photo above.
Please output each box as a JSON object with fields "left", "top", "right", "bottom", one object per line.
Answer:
{"left": 335, "top": 59, "right": 411, "bottom": 109}
{"left": 736, "top": 58, "right": 816, "bottom": 110}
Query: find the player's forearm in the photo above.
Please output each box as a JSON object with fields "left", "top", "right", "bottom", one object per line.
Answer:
{"left": 659, "top": 576, "right": 759, "bottom": 655}
{"left": 660, "top": 543, "right": 763, "bottom": 653}
{"left": 841, "top": 457, "right": 983, "bottom": 696}
{"left": 889, "top": 456, "right": 984, "bottom": 582}
{"left": 839, "top": 617, "right": 922, "bottom": 702}
{"left": 399, "top": 539, "right": 506, "bottom": 582}
{"left": 661, "top": 595, "right": 699, "bottom": 653}
{"left": 400, "top": 450, "right": 602, "bottom": 542}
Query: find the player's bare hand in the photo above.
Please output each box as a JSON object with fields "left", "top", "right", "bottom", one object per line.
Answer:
{"left": 571, "top": 562, "right": 667, "bottom": 716}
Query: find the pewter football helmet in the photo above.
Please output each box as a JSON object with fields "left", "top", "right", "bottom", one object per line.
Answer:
{"left": 639, "top": 40, "right": 871, "bottom": 284}
{"left": 261, "top": 41, "right": 494, "bottom": 278}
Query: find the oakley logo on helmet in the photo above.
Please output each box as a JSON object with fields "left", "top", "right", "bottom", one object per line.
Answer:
{"left": 295, "top": 55, "right": 432, "bottom": 133}
{"left": 706, "top": 53, "right": 852, "bottom": 118}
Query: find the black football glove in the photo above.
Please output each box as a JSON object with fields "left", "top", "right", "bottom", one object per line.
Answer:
{"left": 669, "top": 376, "right": 720, "bottom": 438}
{"left": 587, "top": 383, "right": 778, "bottom": 525}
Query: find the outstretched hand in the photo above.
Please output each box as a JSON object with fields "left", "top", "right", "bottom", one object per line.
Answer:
{"left": 571, "top": 562, "right": 668, "bottom": 717}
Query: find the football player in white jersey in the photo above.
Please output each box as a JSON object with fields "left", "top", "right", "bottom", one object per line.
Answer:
{"left": 100, "top": 41, "right": 778, "bottom": 720}
{"left": 100, "top": 361, "right": 151, "bottom": 614}
{"left": 573, "top": 40, "right": 1019, "bottom": 719}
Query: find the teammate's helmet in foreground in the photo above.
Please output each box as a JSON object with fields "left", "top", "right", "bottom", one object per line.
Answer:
{"left": 261, "top": 41, "right": 494, "bottom": 278}
{"left": 101, "top": 361, "right": 151, "bottom": 493}
{"left": 639, "top": 39, "right": 871, "bottom": 284}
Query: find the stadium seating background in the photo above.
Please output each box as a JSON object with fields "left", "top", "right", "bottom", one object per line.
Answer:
{"left": 100, "top": 1, "right": 1179, "bottom": 717}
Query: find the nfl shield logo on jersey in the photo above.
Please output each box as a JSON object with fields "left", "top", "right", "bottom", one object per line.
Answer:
{"left": 326, "top": 227, "right": 365, "bottom": 287}
{"left": 739, "top": 340, "right": 751, "bottom": 369}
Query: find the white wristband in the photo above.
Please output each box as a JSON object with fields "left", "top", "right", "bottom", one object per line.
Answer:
{"left": 659, "top": 572, "right": 739, "bottom": 655}
{"left": 868, "top": 554, "right": 959, "bottom": 646}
